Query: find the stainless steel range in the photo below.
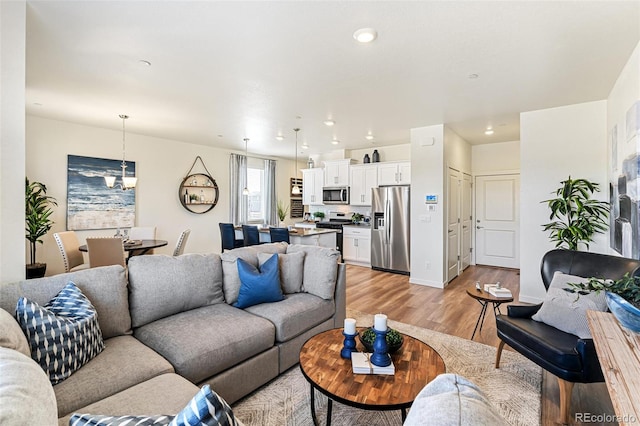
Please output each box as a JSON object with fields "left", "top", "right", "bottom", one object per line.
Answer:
{"left": 315, "top": 212, "right": 354, "bottom": 257}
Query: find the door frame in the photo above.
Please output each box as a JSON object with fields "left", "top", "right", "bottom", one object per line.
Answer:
{"left": 472, "top": 170, "right": 520, "bottom": 267}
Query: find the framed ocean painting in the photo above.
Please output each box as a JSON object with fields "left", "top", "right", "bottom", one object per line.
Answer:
{"left": 67, "top": 155, "right": 136, "bottom": 230}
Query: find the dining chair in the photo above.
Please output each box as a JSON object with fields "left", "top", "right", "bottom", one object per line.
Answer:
{"left": 242, "top": 225, "right": 261, "bottom": 247}
{"left": 173, "top": 229, "right": 191, "bottom": 256}
{"left": 219, "top": 223, "right": 243, "bottom": 252}
{"left": 269, "top": 227, "right": 290, "bottom": 244}
{"left": 128, "top": 226, "right": 157, "bottom": 255}
{"left": 86, "top": 237, "right": 126, "bottom": 268}
{"left": 53, "top": 231, "right": 89, "bottom": 272}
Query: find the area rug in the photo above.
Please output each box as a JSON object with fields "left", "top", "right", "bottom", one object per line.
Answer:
{"left": 232, "top": 309, "right": 542, "bottom": 425}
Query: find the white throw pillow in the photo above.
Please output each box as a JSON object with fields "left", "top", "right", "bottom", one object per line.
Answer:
{"left": 532, "top": 271, "right": 607, "bottom": 338}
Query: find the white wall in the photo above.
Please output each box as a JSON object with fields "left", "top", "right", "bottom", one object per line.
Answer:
{"left": 520, "top": 101, "right": 608, "bottom": 303}
{"left": 26, "top": 116, "right": 296, "bottom": 277}
{"left": 444, "top": 127, "right": 472, "bottom": 174}
{"left": 1, "top": 1, "right": 27, "bottom": 283}
{"left": 410, "top": 125, "right": 446, "bottom": 287}
{"left": 472, "top": 141, "right": 520, "bottom": 174}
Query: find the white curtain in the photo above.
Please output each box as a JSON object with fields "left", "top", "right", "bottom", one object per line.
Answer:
{"left": 264, "top": 159, "right": 278, "bottom": 226}
{"left": 229, "top": 153, "right": 247, "bottom": 225}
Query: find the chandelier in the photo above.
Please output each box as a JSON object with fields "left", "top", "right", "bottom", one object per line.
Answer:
{"left": 104, "top": 114, "right": 137, "bottom": 190}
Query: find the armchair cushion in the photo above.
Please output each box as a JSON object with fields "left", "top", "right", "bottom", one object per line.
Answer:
{"left": 531, "top": 272, "right": 607, "bottom": 338}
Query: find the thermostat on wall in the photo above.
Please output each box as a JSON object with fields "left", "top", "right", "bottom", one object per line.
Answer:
{"left": 425, "top": 194, "right": 438, "bottom": 204}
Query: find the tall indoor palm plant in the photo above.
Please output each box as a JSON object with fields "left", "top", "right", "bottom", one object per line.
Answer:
{"left": 26, "top": 177, "right": 57, "bottom": 278}
{"left": 541, "top": 176, "right": 609, "bottom": 251}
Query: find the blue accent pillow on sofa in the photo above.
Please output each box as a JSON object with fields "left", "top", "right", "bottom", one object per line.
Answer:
{"left": 233, "top": 253, "right": 284, "bottom": 309}
{"left": 15, "top": 281, "right": 104, "bottom": 385}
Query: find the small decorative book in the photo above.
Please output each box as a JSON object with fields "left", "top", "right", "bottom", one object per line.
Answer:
{"left": 351, "top": 352, "right": 395, "bottom": 375}
{"left": 484, "top": 285, "right": 512, "bottom": 298}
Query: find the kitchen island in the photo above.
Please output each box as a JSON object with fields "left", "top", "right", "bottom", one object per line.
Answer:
{"left": 234, "top": 227, "right": 338, "bottom": 249}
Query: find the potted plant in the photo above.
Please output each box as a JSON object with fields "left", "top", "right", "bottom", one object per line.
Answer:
{"left": 568, "top": 274, "right": 640, "bottom": 332}
{"left": 277, "top": 200, "right": 289, "bottom": 226}
{"left": 352, "top": 213, "right": 364, "bottom": 224}
{"left": 313, "top": 211, "right": 325, "bottom": 222}
{"left": 25, "top": 177, "right": 57, "bottom": 279}
{"left": 541, "top": 176, "right": 609, "bottom": 251}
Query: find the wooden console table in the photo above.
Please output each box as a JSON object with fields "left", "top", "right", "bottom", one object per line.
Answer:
{"left": 587, "top": 311, "right": 640, "bottom": 425}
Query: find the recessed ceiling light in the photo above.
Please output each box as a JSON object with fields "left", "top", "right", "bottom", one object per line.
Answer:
{"left": 139, "top": 60, "right": 151, "bottom": 67}
{"left": 468, "top": 73, "right": 479, "bottom": 79}
{"left": 323, "top": 120, "right": 335, "bottom": 127}
{"left": 353, "top": 28, "right": 377, "bottom": 43}
{"left": 331, "top": 139, "right": 340, "bottom": 145}
{"left": 301, "top": 143, "right": 309, "bottom": 150}
{"left": 275, "top": 135, "right": 284, "bottom": 141}
{"left": 33, "top": 102, "right": 43, "bottom": 107}
{"left": 365, "top": 134, "right": 374, "bottom": 141}
{"left": 484, "top": 129, "right": 494, "bottom": 135}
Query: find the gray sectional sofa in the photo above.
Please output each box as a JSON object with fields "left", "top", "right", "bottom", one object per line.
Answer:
{"left": 0, "top": 242, "right": 346, "bottom": 425}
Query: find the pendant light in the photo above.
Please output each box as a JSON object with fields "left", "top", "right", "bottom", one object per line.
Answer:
{"left": 104, "top": 114, "right": 137, "bottom": 190}
{"left": 292, "top": 128, "right": 301, "bottom": 195}
{"left": 242, "top": 138, "right": 250, "bottom": 196}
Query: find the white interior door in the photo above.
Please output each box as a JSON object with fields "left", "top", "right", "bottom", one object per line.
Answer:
{"left": 447, "top": 168, "right": 460, "bottom": 282}
{"left": 461, "top": 173, "right": 472, "bottom": 270}
{"left": 475, "top": 174, "right": 520, "bottom": 268}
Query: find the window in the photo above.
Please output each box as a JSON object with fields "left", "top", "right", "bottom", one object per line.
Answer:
{"left": 246, "top": 158, "right": 266, "bottom": 223}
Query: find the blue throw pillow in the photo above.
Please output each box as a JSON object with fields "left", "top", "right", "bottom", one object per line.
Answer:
{"left": 15, "top": 281, "right": 105, "bottom": 385}
{"left": 233, "top": 253, "right": 284, "bottom": 309}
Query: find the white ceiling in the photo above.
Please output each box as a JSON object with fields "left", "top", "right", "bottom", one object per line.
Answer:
{"left": 25, "top": 1, "right": 640, "bottom": 159}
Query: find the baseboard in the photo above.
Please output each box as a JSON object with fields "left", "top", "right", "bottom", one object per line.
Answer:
{"left": 409, "top": 277, "right": 445, "bottom": 288}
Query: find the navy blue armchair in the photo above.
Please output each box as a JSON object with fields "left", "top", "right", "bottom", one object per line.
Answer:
{"left": 495, "top": 249, "right": 640, "bottom": 424}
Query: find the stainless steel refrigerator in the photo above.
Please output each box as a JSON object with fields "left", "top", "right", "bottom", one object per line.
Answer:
{"left": 371, "top": 186, "right": 410, "bottom": 274}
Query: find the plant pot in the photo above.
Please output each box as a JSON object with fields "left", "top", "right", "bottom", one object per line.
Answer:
{"left": 606, "top": 291, "right": 640, "bottom": 333}
{"left": 26, "top": 263, "right": 46, "bottom": 279}
{"left": 358, "top": 327, "right": 404, "bottom": 353}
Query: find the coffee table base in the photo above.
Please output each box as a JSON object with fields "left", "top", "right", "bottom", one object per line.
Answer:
{"left": 309, "top": 385, "right": 408, "bottom": 426}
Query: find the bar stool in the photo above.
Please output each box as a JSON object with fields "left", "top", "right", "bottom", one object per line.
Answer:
{"left": 242, "top": 225, "right": 261, "bottom": 246}
{"left": 269, "top": 227, "right": 290, "bottom": 244}
{"left": 219, "top": 223, "right": 243, "bottom": 252}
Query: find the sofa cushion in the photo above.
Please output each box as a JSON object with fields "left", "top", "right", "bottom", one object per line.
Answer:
{"left": 0, "top": 308, "right": 30, "bottom": 356}
{"left": 403, "top": 373, "right": 508, "bottom": 426}
{"left": 221, "top": 243, "right": 288, "bottom": 304}
{"left": 16, "top": 282, "right": 105, "bottom": 385}
{"left": 59, "top": 373, "right": 200, "bottom": 425}
{"left": 234, "top": 254, "right": 284, "bottom": 309}
{"left": 54, "top": 335, "right": 174, "bottom": 418}
{"left": 69, "top": 384, "right": 236, "bottom": 426}
{"left": 0, "top": 347, "right": 58, "bottom": 426}
{"left": 0, "top": 265, "right": 130, "bottom": 339}
{"left": 245, "top": 293, "right": 335, "bottom": 342}
{"left": 134, "top": 303, "right": 275, "bottom": 383}
{"left": 532, "top": 271, "right": 607, "bottom": 338}
{"left": 286, "top": 245, "right": 339, "bottom": 300}
{"left": 258, "top": 251, "right": 305, "bottom": 294}
{"left": 128, "top": 254, "right": 225, "bottom": 328}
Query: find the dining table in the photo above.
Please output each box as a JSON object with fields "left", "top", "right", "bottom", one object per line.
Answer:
{"left": 79, "top": 239, "right": 168, "bottom": 259}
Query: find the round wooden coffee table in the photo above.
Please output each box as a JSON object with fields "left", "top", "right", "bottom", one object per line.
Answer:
{"left": 299, "top": 328, "right": 446, "bottom": 425}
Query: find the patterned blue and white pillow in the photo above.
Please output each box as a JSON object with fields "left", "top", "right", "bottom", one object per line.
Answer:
{"left": 69, "top": 385, "right": 236, "bottom": 426}
{"left": 69, "top": 414, "right": 172, "bottom": 425}
{"left": 15, "top": 281, "right": 105, "bottom": 385}
{"left": 169, "top": 385, "right": 237, "bottom": 426}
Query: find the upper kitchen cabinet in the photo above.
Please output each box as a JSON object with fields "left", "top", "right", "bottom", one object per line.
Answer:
{"left": 302, "top": 168, "right": 324, "bottom": 205}
{"left": 350, "top": 164, "right": 378, "bottom": 206}
{"left": 377, "top": 161, "right": 411, "bottom": 186}
{"left": 323, "top": 159, "right": 352, "bottom": 187}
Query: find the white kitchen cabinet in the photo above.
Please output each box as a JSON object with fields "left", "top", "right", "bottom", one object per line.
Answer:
{"left": 302, "top": 168, "right": 324, "bottom": 205}
{"left": 323, "top": 159, "right": 352, "bottom": 187}
{"left": 377, "top": 161, "right": 411, "bottom": 186}
{"left": 350, "top": 164, "right": 378, "bottom": 206}
{"left": 342, "top": 226, "right": 371, "bottom": 266}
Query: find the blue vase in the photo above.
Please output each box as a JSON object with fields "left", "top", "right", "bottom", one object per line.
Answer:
{"left": 606, "top": 292, "right": 640, "bottom": 333}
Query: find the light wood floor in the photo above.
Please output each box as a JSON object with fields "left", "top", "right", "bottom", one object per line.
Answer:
{"left": 345, "top": 264, "right": 615, "bottom": 426}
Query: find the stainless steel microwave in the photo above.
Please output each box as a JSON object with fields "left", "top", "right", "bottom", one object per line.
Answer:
{"left": 322, "top": 187, "right": 350, "bottom": 204}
